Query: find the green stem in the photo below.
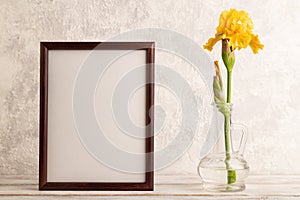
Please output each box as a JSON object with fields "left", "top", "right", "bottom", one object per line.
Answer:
{"left": 227, "top": 71, "right": 232, "bottom": 103}
{"left": 224, "top": 70, "right": 236, "bottom": 185}
{"left": 224, "top": 115, "right": 231, "bottom": 159}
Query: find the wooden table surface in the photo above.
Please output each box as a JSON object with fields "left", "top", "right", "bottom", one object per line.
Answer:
{"left": 0, "top": 175, "right": 299, "bottom": 199}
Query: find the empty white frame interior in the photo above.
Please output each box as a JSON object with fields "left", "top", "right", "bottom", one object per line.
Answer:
{"left": 47, "top": 50, "right": 147, "bottom": 182}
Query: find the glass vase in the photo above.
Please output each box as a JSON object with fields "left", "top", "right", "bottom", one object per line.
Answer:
{"left": 198, "top": 103, "right": 249, "bottom": 192}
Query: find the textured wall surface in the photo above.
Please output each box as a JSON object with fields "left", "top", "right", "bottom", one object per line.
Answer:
{"left": 0, "top": 0, "right": 300, "bottom": 175}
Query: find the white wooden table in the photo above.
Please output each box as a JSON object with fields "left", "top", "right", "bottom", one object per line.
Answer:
{"left": 0, "top": 175, "right": 299, "bottom": 199}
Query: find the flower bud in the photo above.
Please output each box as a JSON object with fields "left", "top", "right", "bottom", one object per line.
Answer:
{"left": 222, "top": 39, "right": 235, "bottom": 72}
{"left": 213, "top": 61, "right": 225, "bottom": 104}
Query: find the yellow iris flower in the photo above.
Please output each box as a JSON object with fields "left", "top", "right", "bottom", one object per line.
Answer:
{"left": 204, "top": 9, "right": 264, "bottom": 54}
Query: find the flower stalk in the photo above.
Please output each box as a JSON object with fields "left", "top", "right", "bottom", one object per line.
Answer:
{"left": 222, "top": 39, "right": 236, "bottom": 185}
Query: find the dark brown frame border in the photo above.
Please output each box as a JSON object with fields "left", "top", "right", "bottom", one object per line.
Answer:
{"left": 39, "top": 42, "right": 154, "bottom": 191}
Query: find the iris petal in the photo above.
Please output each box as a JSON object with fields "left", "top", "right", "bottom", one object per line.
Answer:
{"left": 203, "top": 8, "right": 263, "bottom": 53}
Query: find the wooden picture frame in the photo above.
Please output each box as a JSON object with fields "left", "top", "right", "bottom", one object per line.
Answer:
{"left": 39, "top": 42, "right": 154, "bottom": 190}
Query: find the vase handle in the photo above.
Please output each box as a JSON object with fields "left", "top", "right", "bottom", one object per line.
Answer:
{"left": 231, "top": 123, "right": 248, "bottom": 155}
